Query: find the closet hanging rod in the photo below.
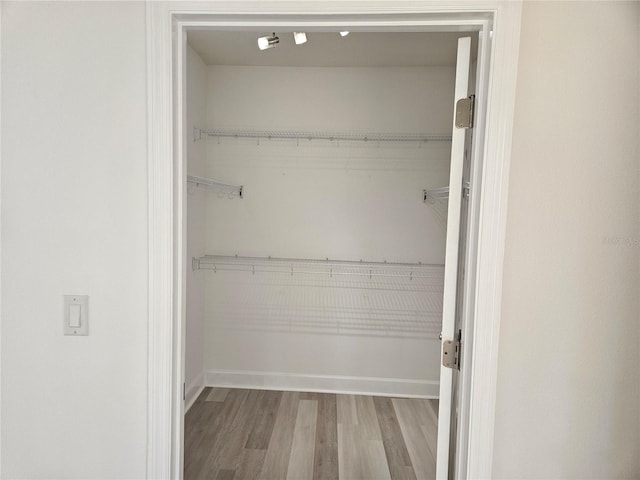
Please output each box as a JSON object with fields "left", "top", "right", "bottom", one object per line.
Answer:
{"left": 194, "top": 127, "right": 452, "bottom": 144}
{"left": 187, "top": 175, "right": 243, "bottom": 198}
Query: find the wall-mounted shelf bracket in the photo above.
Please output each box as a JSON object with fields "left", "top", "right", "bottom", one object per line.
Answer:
{"left": 193, "top": 127, "right": 203, "bottom": 141}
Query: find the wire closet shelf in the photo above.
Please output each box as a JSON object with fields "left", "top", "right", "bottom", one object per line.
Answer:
{"left": 422, "top": 181, "right": 470, "bottom": 203}
{"left": 187, "top": 175, "right": 243, "bottom": 198}
{"left": 196, "top": 255, "right": 444, "bottom": 338}
{"left": 423, "top": 186, "right": 450, "bottom": 203}
{"left": 194, "top": 127, "right": 452, "bottom": 144}
{"left": 193, "top": 254, "right": 443, "bottom": 280}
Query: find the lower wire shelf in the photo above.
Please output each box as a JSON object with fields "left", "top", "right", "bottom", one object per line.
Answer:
{"left": 194, "top": 254, "right": 444, "bottom": 339}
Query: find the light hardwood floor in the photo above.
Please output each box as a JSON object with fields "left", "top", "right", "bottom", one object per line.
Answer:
{"left": 185, "top": 388, "right": 438, "bottom": 480}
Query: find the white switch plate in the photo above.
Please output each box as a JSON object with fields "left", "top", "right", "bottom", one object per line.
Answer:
{"left": 63, "top": 295, "right": 89, "bottom": 336}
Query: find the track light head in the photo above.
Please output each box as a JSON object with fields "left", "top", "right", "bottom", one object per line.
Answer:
{"left": 339, "top": 31, "right": 350, "bottom": 37}
{"left": 293, "top": 32, "right": 307, "bottom": 45}
{"left": 257, "top": 33, "right": 279, "bottom": 50}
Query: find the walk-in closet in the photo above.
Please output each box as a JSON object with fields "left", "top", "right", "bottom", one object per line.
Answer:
{"left": 183, "top": 30, "right": 477, "bottom": 479}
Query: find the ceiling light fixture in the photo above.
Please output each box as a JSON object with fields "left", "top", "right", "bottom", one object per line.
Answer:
{"left": 257, "top": 33, "right": 279, "bottom": 50}
{"left": 339, "top": 31, "right": 350, "bottom": 37}
{"left": 293, "top": 32, "right": 307, "bottom": 45}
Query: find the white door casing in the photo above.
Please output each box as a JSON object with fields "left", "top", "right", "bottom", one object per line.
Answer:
{"left": 145, "top": 3, "right": 522, "bottom": 479}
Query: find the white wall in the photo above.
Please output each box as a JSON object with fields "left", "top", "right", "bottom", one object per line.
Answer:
{"left": 1, "top": 2, "right": 148, "bottom": 478}
{"left": 204, "top": 65, "right": 453, "bottom": 262}
{"left": 184, "top": 45, "right": 207, "bottom": 408}
{"left": 198, "top": 65, "right": 453, "bottom": 393}
{"left": 3, "top": 2, "right": 638, "bottom": 477}
{"left": 493, "top": 2, "right": 640, "bottom": 478}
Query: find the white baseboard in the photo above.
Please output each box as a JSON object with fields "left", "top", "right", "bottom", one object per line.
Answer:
{"left": 205, "top": 370, "right": 439, "bottom": 398}
{"left": 185, "top": 372, "right": 205, "bottom": 412}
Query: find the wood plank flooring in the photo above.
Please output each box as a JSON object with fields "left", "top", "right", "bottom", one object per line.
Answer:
{"left": 185, "top": 388, "right": 438, "bottom": 480}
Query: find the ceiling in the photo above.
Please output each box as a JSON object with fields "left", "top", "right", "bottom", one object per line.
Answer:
{"left": 187, "top": 31, "right": 478, "bottom": 67}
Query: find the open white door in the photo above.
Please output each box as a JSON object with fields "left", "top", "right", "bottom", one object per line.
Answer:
{"left": 436, "top": 36, "right": 472, "bottom": 479}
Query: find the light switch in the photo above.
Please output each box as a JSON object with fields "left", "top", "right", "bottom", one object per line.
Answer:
{"left": 64, "top": 295, "right": 89, "bottom": 336}
{"left": 69, "top": 304, "right": 81, "bottom": 328}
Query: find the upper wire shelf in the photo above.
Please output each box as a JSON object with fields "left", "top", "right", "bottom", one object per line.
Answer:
{"left": 194, "top": 127, "right": 452, "bottom": 144}
{"left": 187, "top": 175, "right": 243, "bottom": 198}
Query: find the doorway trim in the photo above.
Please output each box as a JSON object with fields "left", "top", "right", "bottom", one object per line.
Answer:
{"left": 146, "top": 2, "right": 522, "bottom": 478}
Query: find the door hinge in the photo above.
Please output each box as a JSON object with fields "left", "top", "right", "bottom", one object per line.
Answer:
{"left": 455, "top": 94, "right": 475, "bottom": 129}
{"left": 183, "top": 382, "right": 186, "bottom": 401}
{"left": 442, "top": 330, "right": 462, "bottom": 370}
{"left": 463, "top": 181, "right": 471, "bottom": 198}
{"left": 442, "top": 340, "right": 460, "bottom": 369}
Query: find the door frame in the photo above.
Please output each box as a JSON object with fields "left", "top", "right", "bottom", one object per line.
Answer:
{"left": 146, "top": 2, "right": 522, "bottom": 478}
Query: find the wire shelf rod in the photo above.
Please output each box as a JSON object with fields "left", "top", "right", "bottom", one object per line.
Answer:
{"left": 196, "top": 127, "right": 452, "bottom": 144}
{"left": 214, "top": 318, "right": 441, "bottom": 332}
{"left": 209, "top": 280, "right": 443, "bottom": 294}
{"left": 195, "top": 254, "right": 442, "bottom": 269}
{"left": 193, "top": 255, "right": 444, "bottom": 280}
{"left": 213, "top": 305, "right": 443, "bottom": 318}
{"left": 197, "top": 266, "right": 440, "bottom": 280}
{"left": 213, "top": 321, "right": 440, "bottom": 339}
